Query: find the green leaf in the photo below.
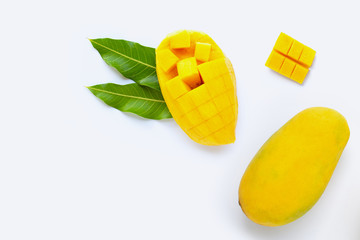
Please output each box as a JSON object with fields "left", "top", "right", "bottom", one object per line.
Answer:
{"left": 87, "top": 83, "right": 172, "bottom": 120}
{"left": 89, "top": 38, "right": 160, "bottom": 90}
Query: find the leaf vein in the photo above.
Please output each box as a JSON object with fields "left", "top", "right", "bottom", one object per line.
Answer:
{"left": 90, "top": 39, "right": 156, "bottom": 69}
{"left": 88, "top": 86, "right": 165, "bottom": 103}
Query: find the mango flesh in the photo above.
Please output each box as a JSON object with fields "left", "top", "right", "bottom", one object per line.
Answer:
{"left": 238, "top": 107, "right": 350, "bottom": 226}
{"left": 265, "top": 33, "right": 316, "bottom": 84}
{"left": 156, "top": 30, "right": 238, "bottom": 145}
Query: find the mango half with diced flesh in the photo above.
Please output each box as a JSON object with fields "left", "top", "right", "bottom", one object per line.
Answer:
{"left": 156, "top": 30, "right": 238, "bottom": 145}
{"left": 239, "top": 107, "right": 350, "bottom": 226}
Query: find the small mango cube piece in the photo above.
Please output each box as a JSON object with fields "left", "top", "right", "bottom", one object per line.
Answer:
{"left": 265, "top": 50, "right": 285, "bottom": 72}
{"left": 177, "top": 92, "right": 195, "bottom": 113}
{"left": 197, "top": 101, "right": 217, "bottom": 119}
{"left": 195, "top": 121, "right": 211, "bottom": 137}
{"left": 157, "top": 49, "right": 179, "bottom": 72}
{"left": 266, "top": 32, "right": 316, "bottom": 84}
{"left": 186, "top": 84, "right": 211, "bottom": 106}
{"left": 213, "top": 93, "right": 231, "bottom": 112}
{"left": 288, "top": 40, "right": 304, "bottom": 61}
{"left": 177, "top": 57, "right": 202, "bottom": 89}
{"left": 274, "top": 33, "right": 294, "bottom": 55}
{"left": 186, "top": 109, "right": 203, "bottom": 126}
{"left": 198, "top": 58, "right": 230, "bottom": 81}
{"left": 194, "top": 42, "right": 212, "bottom": 62}
{"left": 170, "top": 30, "right": 191, "bottom": 49}
{"left": 291, "top": 65, "right": 309, "bottom": 84}
{"left": 166, "top": 76, "right": 191, "bottom": 99}
{"left": 279, "top": 58, "right": 296, "bottom": 78}
{"left": 299, "top": 46, "right": 316, "bottom": 68}
{"left": 205, "top": 79, "right": 226, "bottom": 97}
{"left": 206, "top": 115, "right": 224, "bottom": 133}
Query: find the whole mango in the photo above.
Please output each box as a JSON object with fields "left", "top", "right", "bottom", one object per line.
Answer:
{"left": 239, "top": 107, "right": 350, "bottom": 226}
{"left": 156, "top": 30, "right": 238, "bottom": 145}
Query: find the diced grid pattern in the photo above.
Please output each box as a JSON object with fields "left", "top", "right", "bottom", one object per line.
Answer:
{"left": 165, "top": 58, "right": 237, "bottom": 145}
{"left": 157, "top": 49, "right": 179, "bottom": 73}
{"left": 266, "top": 33, "right": 315, "bottom": 84}
{"left": 266, "top": 50, "right": 310, "bottom": 84}
{"left": 194, "top": 42, "right": 212, "bottom": 62}
{"left": 177, "top": 57, "right": 202, "bottom": 89}
{"left": 170, "top": 30, "right": 191, "bottom": 49}
{"left": 157, "top": 30, "right": 237, "bottom": 145}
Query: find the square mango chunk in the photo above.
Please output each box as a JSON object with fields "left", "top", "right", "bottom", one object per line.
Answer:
{"left": 194, "top": 42, "right": 212, "bottom": 62}
{"left": 266, "top": 32, "right": 315, "bottom": 84}
{"left": 178, "top": 115, "right": 192, "bottom": 130}
{"left": 186, "top": 109, "right": 204, "bottom": 126}
{"left": 205, "top": 80, "right": 226, "bottom": 98}
{"left": 290, "top": 64, "right": 309, "bottom": 84}
{"left": 187, "top": 84, "right": 211, "bottom": 106}
{"left": 177, "top": 57, "right": 202, "bottom": 89}
{"left": 213, "top": 93, "right": 231, "bottom": 112}
{"left": 177, "top": 92, "right": 196, "bottom": 113}
{"left": 265, "top": 50, "right": 285, "bottom": 72}
{"left": 206, "top": 115, "right": 224, "bottom": 133}
{"left": 274, "top": 32, "right": 294, "bottom": 55}
{"left": 218, "top": 106, "right": 235, "bottom": 124}
{"left": 198, "top": 58, "right": 229, "bottom": 82}
{"left": 157, "top": 49, "right": 179, "bottom": 72}
{"left": 214, "top": 121, "right": 236, "bottom": 144}
{"left": 169, "top": 101, "right": 184, "bottom": 118}
{"left": 299, "top": 46, "right": 316, "bottom": 68}
{"left": 197, "top": 101, "right": 217, "bottom": 119}
{"left": 214, "top": 120, "right": 236, "bottom": 142}
{"left": 195, "top": 121, "right": 211, "bottom": 137}
{"left": 288, "top": 40, "right": 304, "bottom": 61}
{"left": 170, "top": 30, "right": 190, "bottom": 49}
{"left": 279, "top": 58, "right": 296, "bottom": 78}
{"left": 166, "top": 76, "right": 191, "bottom": 99}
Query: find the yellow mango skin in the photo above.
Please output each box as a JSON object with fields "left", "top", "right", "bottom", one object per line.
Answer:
{"left": 239, "top": 107, "right": 350, "bottom": 227}
{"left": 156, "top": 30, "right": 238, "bottom": 145}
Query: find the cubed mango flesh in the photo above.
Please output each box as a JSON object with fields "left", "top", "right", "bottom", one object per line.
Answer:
{"left": 170, "top": 30, "right": 191, "bottom": 49}
{"left": 195, "top": 42, "right": 212, "bottom": 62}
{"left": 299, "top": 46, "right": 316, "bottom": 68}
{"left": 156, "top": 30, "right": 238, "bottom": 145}
{"left": 266, "top": 32, "right": 316, "bottom": 84}
{"left": 177, "top": 57, "right": 202, "bottom": 89}
{"left": 279, "top": 58, "right": 296, "bottom": 78}
{"left": 288, "top": 40, "right": 304, "bottom": 61}
{"left": 265, "top": 50, "right": 285, "bottom": 72}
{"left": 274, "top": 33, "right": 294, "bottom": 55}
{"left": 166, "top": 76, "right": 191, "bottom": 99}
{"left": 157, "top": 49, "right": 179, "bottom": 72}
{"left": 291, "top": 65, "right": 309, "bottom": 84}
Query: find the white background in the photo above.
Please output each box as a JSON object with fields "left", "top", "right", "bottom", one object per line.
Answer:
{"left": 1, "top": 0, "right": 360, "bottom": 239}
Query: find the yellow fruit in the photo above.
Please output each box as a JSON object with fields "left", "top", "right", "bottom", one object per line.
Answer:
{"left": 265, "top": 33, "right": 315, "bottom": 84}
{"left": 239, "top": 107, "right": 350, "bottom": 226}
{"left": 156, "top": 30, "right": 238, "bottom": 145}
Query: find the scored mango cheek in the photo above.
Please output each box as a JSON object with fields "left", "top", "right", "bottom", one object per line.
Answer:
{"left": 156, "top": 30, "right": 238, "bottom": 145}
